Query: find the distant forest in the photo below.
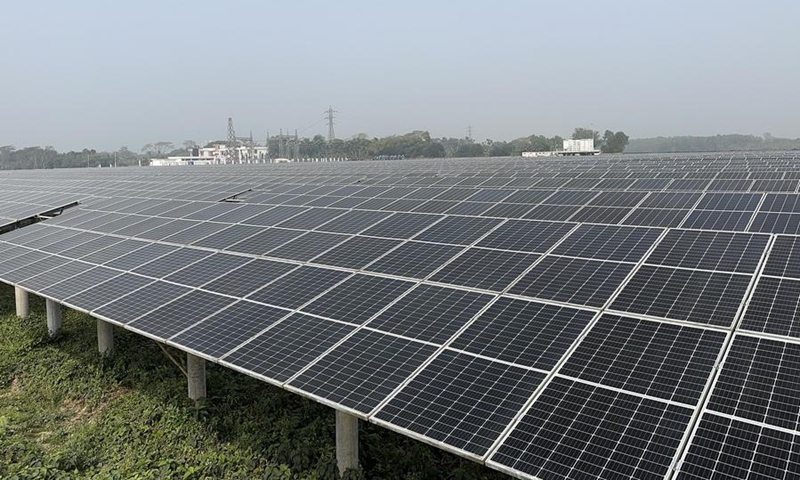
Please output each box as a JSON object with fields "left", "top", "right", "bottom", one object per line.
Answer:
{"left": 627, "top": 133, "right": 800, "bottom": 153}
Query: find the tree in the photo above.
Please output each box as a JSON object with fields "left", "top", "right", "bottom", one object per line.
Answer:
{"left": 487, "top": 140, "right": 513, "bottom": 157}
{"left": 572, "top": 127, "right": 601, "bottom": 147}
{"left": 421, "top": 142, "right": 446, "bottom": 158}
{"left": 154, "top": 141, "right": 174, "bottom": 156}
{"left": 183, "top": 140, "right": 199, "bottom": 150}
{"left": 454, "top": 143, "right": 485, "bottom": 158}
{"left": 601, "top": 130, "right": 629, "bottom": 153}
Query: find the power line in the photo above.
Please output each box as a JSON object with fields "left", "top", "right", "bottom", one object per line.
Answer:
{"left": 325, "top": 106, "right": 338, "bottom": 142}
{"left": 227, "top": 117, "right": 237, "bottom": 162}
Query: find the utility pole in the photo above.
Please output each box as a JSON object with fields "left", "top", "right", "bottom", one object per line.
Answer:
{"left": 227, "top": 117, "right": 237, "bottom": 163}
{"left": 325, "top": 106, "right": 337, "bottom": 142}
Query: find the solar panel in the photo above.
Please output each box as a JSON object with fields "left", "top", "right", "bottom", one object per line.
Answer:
{"left": 93, "top": 281, "right": 192, "bottom": 324}
{"left": 267, "top": 231, "right": 350, "bottom": 261}
{"left": 489, "top": 376, "right": 694, "bottom": 479}
{"left": 131, "top": 247, "right": 212, "bottom": 278}
{"left": 315, "top": 210, "right": 394, "bottom": 234}
{"left": 560, "top": 314, "right": 726, "bottom": 405}
{"left": 611, "top": 265, "right": 752, "bottom": 327}
{"left": 429, "top": 248, "right": 539, "bottom": 291}
{"left": 81, "top": 239, "right": 148, "bottom": 265}
{"left": 3, "top": 255, "right": 69, "bottom": 283}
{"left": 128, "top": 290, "right": 237, "bottom": 338}
{"left": 192, "top": 224, "right": 265, "bottom": 250}
{"left": 163, "top": 253, "right": 252, "bottom": 287}
{"left": 450, "top": 297, "right": 595, "bottom": 370}
{"left": 172, "top": 301, "right": 289, "bottom": 358}
{"left": 763, "top": 235, "right": 800, "bottom": 278}
{"left": 621, "top": 207, "right": 690, "bottom": 227}
{"left": 246, "top": 266, "right": 351, "bottom": 309}
{"left": 365, "top": 241, "right": 463, "bottom": 278}
{"left": 740, "top": 276, "right": 800, "bottom": 338}
{"left": 551, "top": 224, "right": 662, "bottom": 262}
{"left": 706, "top": 335, "right": 800, "bottom": 431}
{"left": 105, "top": 243, "right": 179, "bottom": 271}
{"left": 222, "top": 313, "right": 356, "bottom": 383}
{"left": 16, "top": 261, "right": 91, "bottom": 294}
{"left": 413, "top": 216, "right": 502, "bottom": 245}
{"left": 476, "top": 220, "right": 574, "bottom": 253}
{"left": 374, "top": 349, "right": 546, "bottom": 456}
{"left": 645, "top": 229, "right": 769, "bottom": 273}
{"left": 202, "top": 259, "right": 297, "bottom": 297}
{"left": 63, "top": 274, "right": 154, "bottom": 312}
{"left": 311, "top": 236, "right": 402, "bottom": 269}
{"left": 681, "top": 209, "right": 755, "bottom": 231}
{"left": 39, "top": 266, "right": 121, "bottom": 299}
{"left": 365, "top": 285, "right": 493, "bottom": 344}
{"left": 301, "top": 275, "right": 415, "bottom": 324}
{"left": 509, "top": 256, "right": 633, "bottom": 307}
{"left": 288, "top": 329, "right": 438, "bottom": 413}
{"left": 360, "top": 213, "right": 442, "bottom": 239}
{"left": 677, "top": 413, "right": 800, "bottom": 480}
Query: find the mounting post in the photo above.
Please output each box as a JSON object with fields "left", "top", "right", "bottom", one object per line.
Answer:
{"left": 45, "top": 299, "right": 62, "bottom": 338}
{"left": 336, "top": 410, "right": 359, "bottom": 475}
{"left": 15, "top": 287, "right": 29, "bottom": 318}
{"left": 97, "top": 319, "right": 114, "bottom": 356}
{"left": 187, "top": 353, "right": 206, "bottom": 401}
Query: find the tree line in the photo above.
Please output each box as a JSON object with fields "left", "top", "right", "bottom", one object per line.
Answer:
{"left": 0, "top": 126, "right": 629, "bottom": 169}
{"left": 627, "top": 133, "right": 800, "bottom": 153}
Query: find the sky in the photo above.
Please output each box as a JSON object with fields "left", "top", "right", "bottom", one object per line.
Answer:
{"left": 1, "top": 0, "right": 798, "bottom": 152}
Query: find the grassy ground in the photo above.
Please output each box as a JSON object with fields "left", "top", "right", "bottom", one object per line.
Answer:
{"left": 0, "top": 284, "right": 507, "bottom": 479}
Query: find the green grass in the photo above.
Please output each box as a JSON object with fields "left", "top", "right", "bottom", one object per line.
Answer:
{"left": 0, "top": 284, "right": 506, "bottom": 479}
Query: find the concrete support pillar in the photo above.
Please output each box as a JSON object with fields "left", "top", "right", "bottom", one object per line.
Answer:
{"left": 187, "top": 353, "right": 206, "bottom": 401}
{"left": 15, "top": 287, "right": 29, "bottom": 318}
{"left": 97, "top": 319, "right": 114, "bottom": 356}
{"left": 45, "top": 299, "right": 62, "bottom": 338}
{"left": 336, "top": 410, "right": 359, "bottom": 475}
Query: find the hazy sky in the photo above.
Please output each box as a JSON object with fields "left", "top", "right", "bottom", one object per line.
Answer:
{"left": 1, "top": 0, "right": 798, "bottom": 151}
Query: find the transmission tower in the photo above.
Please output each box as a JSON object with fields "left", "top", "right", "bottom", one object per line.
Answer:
{"left": 294, "top": 129, "right": 300, "bottom": 159}
{"left": 467, "top": 124, "right": 473, "bottom": 141}
{"left": 325, "top": 106, "right": 337, "bottom": 142}
{"left": 227, "top": 117, "right": 237, "bottom": 163}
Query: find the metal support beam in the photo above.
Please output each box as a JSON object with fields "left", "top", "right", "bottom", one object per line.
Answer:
{"left": 336, "top": 410, "right": 359, "bottom": 475}
{"left": 187, "top": 353, "right": 206, "bottom": 401}
{"left": 45, "top": 299, "right": 62, "bottom": 338}
{"left": 15, "top": 287, "right": 29, "bottom": 318}
{"left": 97, "top": 319, "right": 114, "bottom": 356}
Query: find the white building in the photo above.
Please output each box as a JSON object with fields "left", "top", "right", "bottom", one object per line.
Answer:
{"left": 521, "top": 138, "right": 601, "bottom": 158}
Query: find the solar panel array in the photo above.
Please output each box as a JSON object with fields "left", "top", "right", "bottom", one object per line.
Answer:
{"left": 2, "top": 153, "right": 800, "bottom": 479}
{"left": 0, "top": 186, "right": 82, "bottom": 230}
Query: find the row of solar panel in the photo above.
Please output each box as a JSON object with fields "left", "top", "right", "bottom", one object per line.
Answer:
{"left": 6, "top": 224, "right": 795, "bottom": 479}
{"left": 20, "top": 204, "right": 797, "bottom": 336}
{"left": 71, "top": 189, "right": 800, "bottom": 236}
{"left": 0, "top": 236, "right": 720, "bottom": 475}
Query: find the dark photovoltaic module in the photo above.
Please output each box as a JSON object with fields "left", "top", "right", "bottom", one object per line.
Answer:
{"left": 2, "top": 153, "right": 800, "bottom": 479}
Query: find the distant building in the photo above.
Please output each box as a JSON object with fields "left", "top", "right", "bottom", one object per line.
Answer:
{"left": 562, "top": 139, "right": 600, "bottom": 155}
{"left": 522, "top": 139, "right": 600, "bottom": 158}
